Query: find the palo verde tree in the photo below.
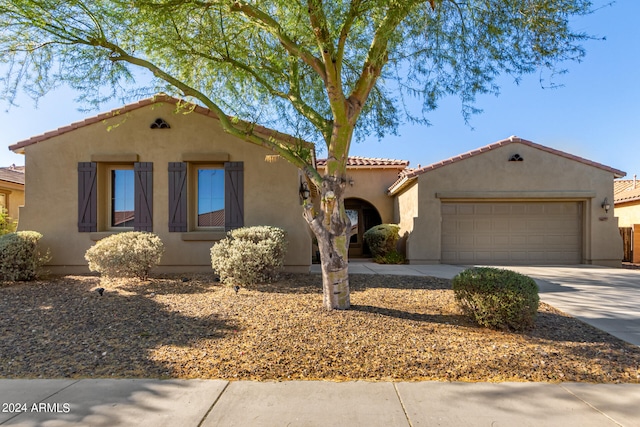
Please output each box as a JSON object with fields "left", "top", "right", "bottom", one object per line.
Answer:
{"left": 0, "top": 0, "right": 599, "bottom": 309}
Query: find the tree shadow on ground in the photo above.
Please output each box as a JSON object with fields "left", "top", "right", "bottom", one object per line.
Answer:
{"left": 351, "top": 304, "right": 472, "bottom": 326}
{"left": 246, "top": 273, "right": 451, "bottom": 295}
{"left": 0, "top": 276, "right": 236, "bottom": 379}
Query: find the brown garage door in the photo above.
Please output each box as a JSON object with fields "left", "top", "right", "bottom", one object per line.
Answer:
{"left": 441, "top": 202, "right": 582, "bottom": 265}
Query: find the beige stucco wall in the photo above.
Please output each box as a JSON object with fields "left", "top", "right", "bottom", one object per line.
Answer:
{"left": 338, "top": 168, "right": 401, "bottom": 223}
{"left": 615, "top": 203, "right": 640, "bottom": 228}
{"left": 17, "top": 101, "right": 311, "bottom": 274}
{"left": 0, "top": 181, "right": 24, "bottom": 224}
{"left": 393, "top": 180, "right": 418, "bottom": 255}
{"left": 395, "top": 142, "right": 623, "bottom": 267}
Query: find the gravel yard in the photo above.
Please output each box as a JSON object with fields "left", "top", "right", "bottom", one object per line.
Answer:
{"left": 1, "top": 273, "right": 639, "bottom": 383}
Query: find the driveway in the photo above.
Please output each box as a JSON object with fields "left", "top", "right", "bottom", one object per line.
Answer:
{"left": 492, "top": 265, "right": 640, "bottom": 347}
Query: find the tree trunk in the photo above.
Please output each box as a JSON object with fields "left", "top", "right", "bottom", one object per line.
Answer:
{"left": 304, "top": 175, "right": 351, "bottom": 310}
{"left": 317, "top": 219, "right": 350, "bottom": 310}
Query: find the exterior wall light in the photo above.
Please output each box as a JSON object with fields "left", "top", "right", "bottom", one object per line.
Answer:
{"left": 299, "top": 182, "right": 311, "bottom": 200}
{"left": 601, "top": 197, "right": 611, "bottom": 213}
{"left": 348, "top": 177, "right": 354, "bottom": 186}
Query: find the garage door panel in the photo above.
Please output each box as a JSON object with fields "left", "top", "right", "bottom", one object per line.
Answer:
{"left": 526, "top": 204, "right": 545, "bottom": 214}
{"left": 527, "top": 235, "right": 545, "bottom": 245}
{"left": 441, "top": 202, "right": 582, "bottom": 265}
{"left": 458, "top": 205, "right": 475, "bottom": 215}
{"left": 492, "top": 204, "right": 511, "bottom": 215}
{"left": 458, "top": 220, "right": 475, "bottom": 233}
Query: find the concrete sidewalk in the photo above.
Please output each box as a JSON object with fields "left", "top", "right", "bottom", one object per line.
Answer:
{"left": 2, "top": 379, "right": 640, "bottom": 426}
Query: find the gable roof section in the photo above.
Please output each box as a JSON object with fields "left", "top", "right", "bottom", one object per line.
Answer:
{"left": 316, "top": 156, "right": 409, "bottom": 169}
{"left": 9, "top": 94, "right": 312, "bottom": 154}
{"left": 0, "top": 165, "right": 25, "bottom": 185}
{"left": 388, "top": 136, "right": 626, "bottom": 195}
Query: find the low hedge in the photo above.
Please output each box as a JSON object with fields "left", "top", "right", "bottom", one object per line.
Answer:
{"left": 85, "top": 232, "right": 164, "bottom": 279}
{"left": 363, "top": 224, "right": 400, "bottom": 259}
{"left": 0, "top": 231, "right": 48, "bottom": 281}
{"left": 452, "top": 267, "right": 539, "bottom": 331}
{"left": 210, "top": 225, "right": 287, "bottom": 285}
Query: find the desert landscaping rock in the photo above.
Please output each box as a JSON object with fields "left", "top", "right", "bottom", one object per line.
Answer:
{"left": 1, "top": 273, "right": 639, "bottom": 383}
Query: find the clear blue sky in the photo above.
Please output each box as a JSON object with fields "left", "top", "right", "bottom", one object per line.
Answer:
{"left": 1, "top": 1, "right": 638, "bottom": 178}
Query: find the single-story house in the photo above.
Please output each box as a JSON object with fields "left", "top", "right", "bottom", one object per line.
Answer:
{"left": 9, "top": 95, "right": 626, "bottom": 272}
{"left": 0, "top": 164, "right": 25, "bottom": 223}
{"left": 614, "top": 176, "right": 640, "bottom": 227}
{"left": 9, "top": 95, "right": 312, "bottom": 274}
{"left": 614, "top": 176, "right": 640, "bottom": 263}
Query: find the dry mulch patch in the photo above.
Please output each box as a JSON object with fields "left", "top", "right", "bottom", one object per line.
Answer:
{"left": 1, "top": 273, "right": 639, "bottom": 383}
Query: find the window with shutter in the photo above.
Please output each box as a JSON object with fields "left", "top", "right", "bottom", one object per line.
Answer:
{"left": 78, "top": 162, "right": 97, "bottom": 232}
{"left": 168, "top": 162, "right": 187, "bottom": 232}
{"left": 78, "top": 161, "right": 153, "bottom": 232}
{"left": 169, "top": 161, "right": 243, "bottom": 233}
{"left": 225, "top": 161, "right": 244, "bottom": 231}
{"left": 134, "top": 162, "right": 153, "bottom": 231}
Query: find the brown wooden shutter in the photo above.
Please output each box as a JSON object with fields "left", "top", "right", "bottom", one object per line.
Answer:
{"left": 168, "top": 162, "right": 187, "bottom": 232}
{"left": 134, "top": 162, "right": 153, "bottom": 231}
{"left": 225, "top": 161, "right": 244, "bottom": 231}
{"left": 78, "top": 162, "right": 97, "bottom": 232}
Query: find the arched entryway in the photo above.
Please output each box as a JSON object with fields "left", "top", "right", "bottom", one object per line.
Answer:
{"left": 345, "top": 198, "right": 382, "bottom": 257}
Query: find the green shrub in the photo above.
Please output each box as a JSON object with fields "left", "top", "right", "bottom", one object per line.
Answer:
{"left": 85, "top": 232, "right": 164, "bottom": 279}
{"left": 452, "top": 267, "right": 539, "bottom": 331}
{"left": 210, "top": 225, "right": 287, "bottom": 285}
{"left": 374, "top": 249, "right": 406, "bottom": 264}
{"left": 0, "top": 231, "right": 48, "bottom": 281}
{"left": 363, "top": 224, "right": 400, "bottom": 259}
{"left": 0, "top": 209, "right": 17, "bottom": 236}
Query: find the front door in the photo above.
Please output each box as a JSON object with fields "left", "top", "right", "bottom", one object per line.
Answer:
{"left": 345, "top": 199, "right": 382, "bottom": 258}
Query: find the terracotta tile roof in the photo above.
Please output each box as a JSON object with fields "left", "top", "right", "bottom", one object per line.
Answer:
{"left": 9, "top": 94, "right": 312, "bottom": 153}
{"left": 388, "top": 136, "right": 626, "bottom": 195}
{"left": 614, "top": 177, "right": 640, "bottom": 204}
{"left": 0, "top": 165, "right": 25, "bottom": 185}
{"left": 614, "top": 178, "right": 638, "bottom": 194}
{"left": 113, "top": 211, "right": 135, "bottom": 227}
{"left": 198, "top": 209, "right": 225, "bottom": 227}
{"left": 316, "top": 156, "right": 409, "bottom": 168}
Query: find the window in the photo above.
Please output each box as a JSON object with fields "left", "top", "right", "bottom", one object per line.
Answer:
{"left": 78, "top": 161, "right": 153, "bottom": 233}
{"left": 111, "top": 168, "right": 135, "bottom": 228}
{"left": 168, "top": 161, "right": 243, "bottom": 233}
{"left": 196, "top": 168, "right": 225, "bottom": 227}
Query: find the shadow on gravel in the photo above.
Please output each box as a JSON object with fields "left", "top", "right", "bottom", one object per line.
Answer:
{"left": 351, "top": 304, "right": 471, "bottom": 326}
{"left": 0, "top": 276, "right": 236, "bottom": 379}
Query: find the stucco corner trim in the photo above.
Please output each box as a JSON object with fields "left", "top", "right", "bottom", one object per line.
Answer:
{"left": 181, "top": 152, "right": 230, "bottom": 163}
{"left": 90, "top": 153, "right": 139, "bottom": 163}
{"left": 181, "top": 231, "right": 227, "bottom": 241}
{"left": 435, "top": 191, "right": 597, "bottom": 200}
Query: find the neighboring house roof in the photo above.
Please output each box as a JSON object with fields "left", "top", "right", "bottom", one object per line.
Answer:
{"left": 113, "top": 211, "right": 135, "bottom": 227}
{"left": 198, "top": 209, "right": 225, "bottom": 227}
{"left": 614, "top": 177, "right": 640, "bottom": 204}
{"left": 0, "top": 165, "right": 25, "bottom": 185}
{"left": 388, "top": 136, "right": 626, "bottom": 195}
{"left": 316, "top": 156, "right": 409, "bottom": 169}
{"left": 8, "top": 94, "right": 313, "bottom": 155}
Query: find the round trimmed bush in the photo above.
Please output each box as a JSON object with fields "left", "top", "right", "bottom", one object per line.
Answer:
{"left": 363, "top": 224, "right": 400, "bottom": 259}
{"left": 452, "top": 267, "right": 539, "bottom": 331}
{"left": 0, "top": 231, "right": 48, "bottom": 281}
{"left": 85, "top": 232, "right": 164, "bottom": 279}
{"left": 210, "top": 225, "right": 287, "bottom": 285}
